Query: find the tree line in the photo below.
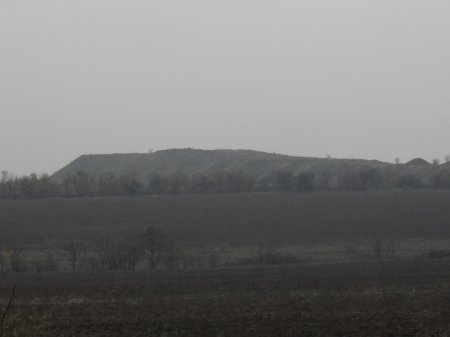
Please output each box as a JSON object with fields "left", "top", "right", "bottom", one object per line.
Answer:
{"left": 1, "top": 165, "right": 450, "bottom": 199}
{"left": 0, "top": 226, "right": 186, "bottom": 272}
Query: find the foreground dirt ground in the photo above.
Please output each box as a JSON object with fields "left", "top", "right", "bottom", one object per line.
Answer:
{"left": 1, "top": 260, "right": 450, "bottom": 336}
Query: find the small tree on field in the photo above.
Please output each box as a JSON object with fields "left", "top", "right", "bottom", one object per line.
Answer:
{"left": 62, "top": 240, "right": 85, "bottom": 271}
{"left": 93, "top": 236, "right": 144, "bottom": 271}
{"left": 143, "top": 227, "right": 174, "bottom": 269}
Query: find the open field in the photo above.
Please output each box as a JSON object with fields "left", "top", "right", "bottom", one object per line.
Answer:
{"left": 2, "top": 190, "right": 450, "bottom": 245}
{"left": 1, "top": 190, "right": 450, "bottom": 268}
{"left": 1, "top": 260, "right": 450, "bottom": 336}
{"left": 1, "top": 191, "right": 450, "bottom": 335}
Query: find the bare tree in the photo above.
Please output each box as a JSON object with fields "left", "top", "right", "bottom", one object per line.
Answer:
{"left": 62, "top": 240, "right": 85, "bottom": 271}
{"left": 63, "top": 171, "right": 95, "bottom": 197}
{"left": 123, "top": 244, "right": 144, "bottom": 270}
{"left": 44, "top": 251, "right": 57, "bottom": 272}
{"left": 93, "top": 237, "right": 144, "bottom": 271}
{"left": 143, "top": 227, "right": 174, "bottom": 269}
{"left": 94, "top": 237, "right": 113, "bottom": 270}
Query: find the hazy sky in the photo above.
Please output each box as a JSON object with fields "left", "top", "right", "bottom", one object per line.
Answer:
{"left": 1, "top": 0, "right": 450, "bottom": 174}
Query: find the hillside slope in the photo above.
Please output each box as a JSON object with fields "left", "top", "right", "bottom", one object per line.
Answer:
{"left": 52, "top": 148, "right": 390, "bottom": 181}
{"left": 51, "top": 148, "right": 450, "bottom": 188}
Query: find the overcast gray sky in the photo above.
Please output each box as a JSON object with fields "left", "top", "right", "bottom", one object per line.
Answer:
{"left": 1, "top": 0, "right": 449, "bottom": 174}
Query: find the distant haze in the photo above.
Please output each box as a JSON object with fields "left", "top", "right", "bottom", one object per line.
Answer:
{"left": 1, "top": 0, "right": 450, "bottom": 174}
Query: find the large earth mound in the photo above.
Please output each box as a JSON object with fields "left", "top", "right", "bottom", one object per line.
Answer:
{"left": 51, "top": 148, "right": 388, "bottom": 181}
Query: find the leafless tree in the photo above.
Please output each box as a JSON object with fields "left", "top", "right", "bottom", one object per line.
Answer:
{"left": 62, "top": 240, "right": 85, "bottom": 271}
{"left": 93, "top": 237, "right": 143, "bottom": 271}
{"left": 43, "top": 251, "right": 57, "bottom": 271}
{"left": 94, "top": 237, "right": 112, "bottom": 270}
{"left": 143, "top": 227, "right": 174, "bottom": 269}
